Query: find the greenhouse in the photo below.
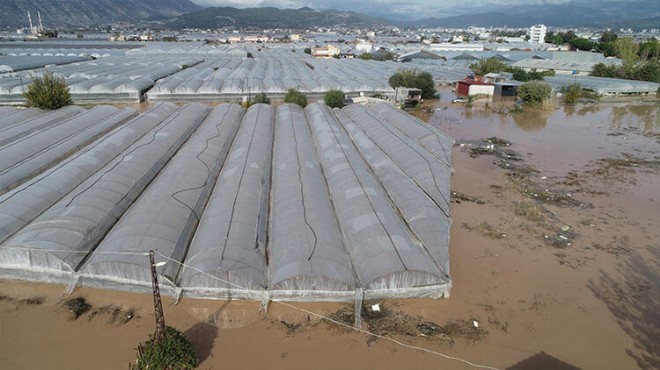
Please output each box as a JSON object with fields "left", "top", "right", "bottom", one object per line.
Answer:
{"left": 0, "top": 102, "right": 453, "bottom": 302}
{"left": 545, "top": 75, "right": 660, "bottom": 95}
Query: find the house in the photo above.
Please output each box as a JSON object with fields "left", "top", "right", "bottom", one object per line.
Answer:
{"left": 456, "top": 75, "right": 495, "bottom": 97}
{"left": 394, "top": 87, "right": 422, "bottom": 106}
{"left": 311, "top": 45, "right": 340, "bottom": 58}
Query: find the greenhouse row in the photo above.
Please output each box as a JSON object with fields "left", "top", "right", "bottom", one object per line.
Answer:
{"left": 0, "top": 102, "right": 453, "bottom": 301}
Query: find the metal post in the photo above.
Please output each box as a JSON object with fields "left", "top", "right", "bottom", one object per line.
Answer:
{"left": 149, "top": 250, "right": 166, "bottom": 343}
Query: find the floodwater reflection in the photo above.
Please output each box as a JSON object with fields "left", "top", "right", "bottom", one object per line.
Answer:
{"left": 511, "top": 108, "right": 551, "bottom": 131}
{"left": 609, "top": 103, "right": 659, "bottom": 135}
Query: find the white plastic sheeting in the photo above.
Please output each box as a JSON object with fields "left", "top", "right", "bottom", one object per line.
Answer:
{"left": 545, "top": 75, "right": 660, "bottom": 95}
{"left": 0, "top": 104, "right": 209, "bottom": 279}
{"left": 0, "top": 55, "right": 204, "bottom": 103}
{"left": 0, "top": 102, "right": 452, "bottom": 302}
{"left": 179, "top": 104, "right": 272, "bottom": 296}
{"left": 269, "top": 104, "right": 356, "bottom": 297}
{"left": 0, "top": 106, "right": 137, "bottom": 193}
{"left": 0, "top": 103, "right": 179, "bottom": 244}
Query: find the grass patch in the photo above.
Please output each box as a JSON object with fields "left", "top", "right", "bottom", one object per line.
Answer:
{"left": 514, "top": 200, "right": 545, "bottom": 223}
{"left": 18, "top": 296, "right": 45, "bottom": 306}
{"left": 463, "top": 222, "right": 507, "bottom": 239}
{"left": 442, "top": 319, "right": 488, "bottom": 344}
{"left": 88, "top": 305, "right": 135, "bottom": 325}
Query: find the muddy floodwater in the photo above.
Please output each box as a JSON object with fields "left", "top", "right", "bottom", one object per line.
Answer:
{"left": 1, "top": 98, "right": 659, "bottom": 370}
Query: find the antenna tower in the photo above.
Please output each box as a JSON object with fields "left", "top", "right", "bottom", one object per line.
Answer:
{"left": 149, "top": 250, "right": 166, "bottom": 343}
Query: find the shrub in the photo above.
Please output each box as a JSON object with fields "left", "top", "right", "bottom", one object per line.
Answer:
{"left": 23, "top": 71, "right": 73, "bottom": 109}
{"left": 324, "top": 89, "right": 345, "bottom": 108}
{"left": 518, "top": 81, "right": 552, "bottom": 106}
{"left": 284, "top": 88, "right": 307, "bottom": 107}
{"left": 132, "top": 326, "right": 197, "bottom": 370}
{"left": 561, "top": 83, "right": 582, "bottom": 104}
{"left": 253, "top": 92, "right": 270, "bottom": 104}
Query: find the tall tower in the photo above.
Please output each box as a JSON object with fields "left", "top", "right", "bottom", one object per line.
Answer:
{"left": 149, "top": 250, "right": 166, "bottom": 343}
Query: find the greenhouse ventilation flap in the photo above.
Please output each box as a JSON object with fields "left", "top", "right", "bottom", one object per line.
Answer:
{"left": 0, "top": 102, "right": 453, "bottom": 302}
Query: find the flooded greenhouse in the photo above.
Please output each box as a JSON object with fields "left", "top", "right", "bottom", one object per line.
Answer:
{"left": 0, "top": 102, "right": 453, "bottom": 302}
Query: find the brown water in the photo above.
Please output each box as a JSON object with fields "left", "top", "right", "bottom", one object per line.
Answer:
{"left": 1, "top": 99, "right": 659, "bottom": 370}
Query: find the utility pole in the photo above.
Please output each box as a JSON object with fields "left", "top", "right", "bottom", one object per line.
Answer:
{"left": 149, "top": 250, "right": 166, "bottom": 344}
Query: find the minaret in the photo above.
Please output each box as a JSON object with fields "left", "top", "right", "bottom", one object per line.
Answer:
{"left": 38, "top": 11, "right": 43, "bottom": 32}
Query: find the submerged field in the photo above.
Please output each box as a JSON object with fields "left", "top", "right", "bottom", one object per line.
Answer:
{"left": 1, "top": 96, "right": 658, "bottom": 370}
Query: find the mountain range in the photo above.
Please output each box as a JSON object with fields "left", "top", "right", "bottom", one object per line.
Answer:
{"left": 0, "top": 0, "right": 200, "bottom": 29}
{"left": 167, "top": 7, "right": 386, "bottom": 30}
{"left": 0, "top": 0, "right": 658, "bottom": 30}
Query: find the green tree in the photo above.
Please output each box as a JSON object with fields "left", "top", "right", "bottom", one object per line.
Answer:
{"left": 22, "top": 71, "right": 73, "bottom": 109}
{"left": 252, "top": 92, "right": 270, "bottom": 104}
{"left": 600, "top": 31, "right": 618, "bottom": 43}
{"left": 132, "top": 326, "right": 197, "bottom": 370}
{"left": 358, "top": 52, "right": 372, "bottom": 60}
{"left": 303, "top": 47, "right": 311, "bottom": 54}
{"left": 569, "top": 38, "right": 595, "bottom": 51}
{"left": 518, "top": 80, "right": 552, "bottom": 106}
{"left": 470, "top": 57, "right": 508, "bottom": 75}
{"left": 614, "top": 37, "right": 640, "bottom": 64}
{"left": 634, "top": 62, "right": 660, "bottom": 83}
{"left": 324, "top": 89, "right": 345, "bottom": 108}
{"left": 638, "top": 37, "right": 659, "bottom": 61}
{"left": 284, "top": 88, "right": 307, "bottom": 107}
{"left": 388, "top": 69, "right": 437, "bottom": 99}
{"left": 591, "top": 63, "right": 617, "bottom": 78}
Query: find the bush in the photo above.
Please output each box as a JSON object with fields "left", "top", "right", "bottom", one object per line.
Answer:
{"left": 388, "top": 69, "right": 437, "bottom": 99}
{"left": 518, "top": 81, "right": 552, "bottom": 106}
{"left": 132, "top": 326, "right": 197, "bottom": 370}
{"left": 284, "top": 88, "right": 307, "bottom": 108}
{"left": 23, "top": 71, "right": 73, "bottom": 109}
{"left": 324, "top": 89, "right": 345, "bottom": 108}
{"left": 253, "top": 92, "right": 270, "bottom": 104}
{"left": 561, "top": 83, "right": 582, "bottom": 104}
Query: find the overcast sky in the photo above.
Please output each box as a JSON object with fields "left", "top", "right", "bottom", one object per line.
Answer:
{"left": 190, "top": 0, "right": 627, "bottom": 19}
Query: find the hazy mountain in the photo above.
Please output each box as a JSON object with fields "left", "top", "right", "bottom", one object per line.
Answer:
{"left": 167, "top": 6, "right": 388, "bottom": 29}
{"left": 0, "top": 0, "right": 201, "bottom": 29}
{"left": 410, "top": 0, "right": 660, "bottom": 29}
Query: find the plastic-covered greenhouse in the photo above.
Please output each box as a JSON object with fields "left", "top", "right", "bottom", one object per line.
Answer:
{"left": 0, "top": 102, "right": 453, "bottom": 302}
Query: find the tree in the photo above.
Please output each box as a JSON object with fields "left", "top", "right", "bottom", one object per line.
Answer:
{"left": 284, "top": 88, "right": 307, "bottom": 107}
{"left": 569, "top": 38, "right": 595, "bottom": 51}
{"left": 131, "top": 326, "right": 197, "bottom": 370}
{"left": 614, "top": 37, "right": 640, "bottom": 65}
{"left": 253, "top": 92, "right": 270, "bottom": 104}
{"left": 358, "top": 52, "right": 372, "bottom": 60}
{"left": 23, "top": 71, "right": 73, "bottom": 109}
{"left": 518, "top": 80, "right": 552, "bottom": 106}
{"left": 388, "top": 69, "right": 437, "bottom": 99}
{"left": 600, "top": 31, "right": 618, "bottom": 43}
{"left": 324, "top": 89, "right": 345, "bottom": 108}
{"left": 638, "top": 37, "right": 659, "bottom": 61}
{"left": 470, "top": 57, "right": 508, "bottom": 75}
{"left": 591, "top": 63, "right": 617, "bottom": 78}
{"left": 303, "top": 47, "right": 311, "bottom": 54}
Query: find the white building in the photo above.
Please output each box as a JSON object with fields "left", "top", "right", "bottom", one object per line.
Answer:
{"left": 529, "top": 24, "right": 547, "bottom": 44}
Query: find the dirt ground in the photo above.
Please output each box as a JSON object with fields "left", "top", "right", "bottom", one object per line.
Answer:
{"left": 1, "top": 96, "right": 658, "bottom": 370}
